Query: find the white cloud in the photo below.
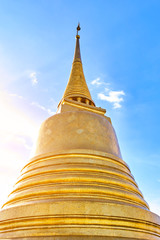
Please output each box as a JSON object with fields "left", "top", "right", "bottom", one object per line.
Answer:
{"left": 98, "top": 90, "right": 125, "bottom": 109}
{"left": 30, "top": 71, "right": 38, "bottom": 85}
{"left": 31, "top": 101, "right": 55, "bottom": 115}
{"left": 9, "top": 93, "right": 24, "bottom": 99}
{"left": 91, "top": 77, "right": 102, "bottom": 86}
{"left": 113, "top": 102, "right": 122, "bottom": 109}
{"left": 13, "top": 135, "right": 32, "bottom": 150}
{"left": 105, "top": 87, "right": 110, "bottom": 92}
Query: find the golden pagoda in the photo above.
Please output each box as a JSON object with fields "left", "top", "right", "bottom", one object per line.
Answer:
{"left": 0, "top": 25, "right": 160, "bottom": 239}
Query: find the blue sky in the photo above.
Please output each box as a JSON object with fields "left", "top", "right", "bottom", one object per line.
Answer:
{"left": 0, "top": 0, "right": 160, "bottom": 214}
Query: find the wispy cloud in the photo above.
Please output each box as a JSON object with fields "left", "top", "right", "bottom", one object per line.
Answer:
{"left": 30, "top": 72, "right": 38, "bottom": 85}
{"left": 91, "top": 76, "right": 125, "bottom": 109}
{"left": 9, "top": 93, "right": 24, "bottom": 99}
{"left": 98, "top": 90, "right": 125, "bottom": 109}
{"left": 31, "top": 102, "right": 55, "bottom": 115}
{"left": 13, "top": 135, "right": 32, "bottom": 150}
{"left": 91, "top": 77, "right": 102, "bottom": 86}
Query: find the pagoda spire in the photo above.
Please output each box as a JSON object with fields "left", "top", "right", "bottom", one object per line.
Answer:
{"left": 60, "top": 24, "right": 95, "bottom": 106}
{"left": 73, "top": 23, "right": 81, "bottom": 62}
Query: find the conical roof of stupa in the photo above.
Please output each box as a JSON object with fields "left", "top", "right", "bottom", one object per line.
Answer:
{"left": 61, "top": 25, "right": 95, "bottom": 106}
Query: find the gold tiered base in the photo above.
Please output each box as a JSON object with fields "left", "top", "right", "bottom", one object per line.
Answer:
{"left": 0, "top": 201, "right": 160, "bottom": 239}
{"left": 0, "top": 149, "right": 160, "bottom": 239}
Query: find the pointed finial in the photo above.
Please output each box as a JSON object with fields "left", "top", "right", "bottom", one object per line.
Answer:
{"left": 76, "top": 23, "right": 81, "bottom": 36}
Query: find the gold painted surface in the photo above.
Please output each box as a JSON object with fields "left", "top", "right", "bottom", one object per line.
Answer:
{"left": 34, "top": 110, "right": 121, "bottom": 158}
{"left": 62, "top": 61, "right": 94, "bottom": 104}
{"left": 60, "top": 34, "right": 95, "bottom": 106}
{"left": 3, "top": 148, "right": 148, "bottom": 210}
{"left": 58, "top": 99, "right": 106, "bottom": 115}
{"left": 0, "top": 28, "right": 160, "bottom": 239}
{"left": 1, "top": 147, "right": 159, "bottom": 238}
{"left": 0, "top": 201, "right": 160, "bottom": 239}
{"left": 1, "top": 97, "right": 160, "bottom": 240}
